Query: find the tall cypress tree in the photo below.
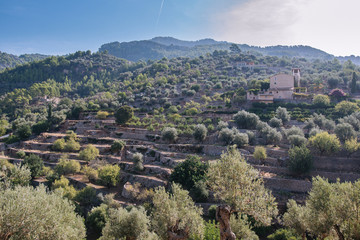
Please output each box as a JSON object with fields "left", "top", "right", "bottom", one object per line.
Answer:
{"left": 350, "top": 71, "right": 358, "bottom": 93}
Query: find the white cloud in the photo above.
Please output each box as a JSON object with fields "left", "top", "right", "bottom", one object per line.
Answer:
{"left": 212, "top": 0, "right": 360, "bottom": 56}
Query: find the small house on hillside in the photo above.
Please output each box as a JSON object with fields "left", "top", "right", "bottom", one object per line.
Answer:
{"left": 247, "top": 68, "right": 306, "bottom": 103}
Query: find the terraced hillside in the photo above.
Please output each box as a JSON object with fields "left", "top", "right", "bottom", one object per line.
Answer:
{"left": 3, "top": 112, "right": 359, "bottom": 214}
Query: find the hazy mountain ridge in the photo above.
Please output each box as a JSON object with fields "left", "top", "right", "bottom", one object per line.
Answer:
{"left": 0, "top": 51, "right": 49, "bottom": 71}
{"left": 100, "top": 37, "right": 358, "bottom": 63}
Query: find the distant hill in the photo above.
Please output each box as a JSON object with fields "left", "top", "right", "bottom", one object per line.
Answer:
{"left": 99, "top": 37, "right": 341, "bottom": 62}
{"left": 0, "top": 52, "right": 49, "bottom": 71}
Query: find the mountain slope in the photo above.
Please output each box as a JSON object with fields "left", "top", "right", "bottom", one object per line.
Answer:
{"left": 99, "top": 37, "right": 338, "bottom": 62}
{"left": 0, "top": 52, "right": 49, "bottom": 71}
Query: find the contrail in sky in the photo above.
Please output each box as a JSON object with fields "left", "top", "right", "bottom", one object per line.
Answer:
{"left": 155, "top": 0, "right": 165, "bottom": 30}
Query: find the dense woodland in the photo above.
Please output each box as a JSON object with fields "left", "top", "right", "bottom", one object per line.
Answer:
{"left": 1, "top": 45, "right": 360, "bottom": 240}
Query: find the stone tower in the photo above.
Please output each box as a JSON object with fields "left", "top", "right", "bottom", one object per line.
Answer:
{"left": 292, "top": 68, "right": 301, "bottom": 87}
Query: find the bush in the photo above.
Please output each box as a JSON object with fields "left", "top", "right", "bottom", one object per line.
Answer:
{"left": 309, "top": 128, "right": 322, "bottom": 137}
{"left": 16, "top": 124, "right": 32, "bottom": 140}
{"left": 100, "top": 207, "right": 156, "bottom": 240}
{"left": 32, "top": 121, "right": 49, "bottom": 135}
{"left": 267, "top": 228, "right": 301, "bottom": 240}
{"left": 308, "top": 132, "right": 341, "bottom": 155}
{"left": 344, "top": 138, "right": 360, "bottom": 157}
{"left": 64, "top": 139, "right": 81, "bottom": 152}
{"left": 0, "top": 185, "right": 86, "bottom": 239}
{"left": 74, "top": 186, "right": 101, "bottom": 215}
{"left": 288, "top": 135, "right": 307, "bottom": 147}
{"left": 96, "top": 111, "right": 109, "bottom": 119}
{"left": 217, "top": 120, "right": 229, "bottom": 130}
{"left": 52, "top": 176, "right": 77, "bottom": 200}
{"left": 65, "top": 130, "right": 78, "bottom": 141}
{"left": 246, "top": 131, "right": 256, "bottom": 145}
{"left": 115, "top": 105, "right": 134, "bottom": 125}
{"left": 97, "top": 164, "right": 121, "bottom": 187}
{"left": 132, "top": 152, "right": 144, "bottom": 172}
{"left": 16, "top": 150, "right": 26, "bottom": 159}
{"left": 55, "top": 155, "right": 81, "bottom": 175}
{"left": 233, "top": 110, "right": 260, "bottom": 129}
{"left": 265, "top": 128, "right": 282, "bottom": 145}
{"left": 169, "top": 155, "right": 208, "bottom": 191}
{"left": 22, "top": 154, "right": 44, "bottom": 178}
{"left": 233, "top": 133, "right": 249, "bottom": 147}
{"left": 190, "top": 180, "right": 209, "bottom": 202}
{"left": 79, "top": 145, "right": 99, "bottom": 161}
{"left": 335, "top": 123, "right": 357, "bottom": 142}
{"left": 82, "top": 165, "right": 98, "bottom": 182}
{"left": 276, "top": 107, "right": 290, "bottom": 124}
{"left": 288, "top": 146, "right": 313, "bottom": 174}
{"left": 7, "top": 164, "right": 32, "bottom": 187}
{"left": 218, "top": 127, "right": 235, "bottom": 145}
{"left": 86, "top": 204, "right": 108, "bottom": 238}
{"left": 193, "top": 124, "right": 208, "bottom": 142}
{"left": 284, "top": 126, "right": 304, "bottom": 138}
{"left": 230, "top": 215, "right": 259, "bottom": 240}
{"left": 313, "top": 94, "right": 330, "bottom": 107}
{"left": 208, "top": 205, "right": 218, "bottom": 220}
{"left": 161, "top": 127, "right": 178, "bottom": 142}
{"left": 52, "top": 138, "right": 66, "bottom": 151}
{"left": 203, "top": 220, "right": 220, "bottom": 240}
{"left": 335, "top": 101, "right": 360, "bottom": 117}
{"left": 111, "top": 140, "right": 125, "bottom": 153}
{"left": 269, "top": 117, "right": 282, "bottom": 128}
{"left": 253, "top": 146, "right": 267, "bottom": 161}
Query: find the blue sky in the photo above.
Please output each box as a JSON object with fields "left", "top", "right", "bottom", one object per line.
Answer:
{"left": 1, "top": 0, "right": 360, "bottom": 56}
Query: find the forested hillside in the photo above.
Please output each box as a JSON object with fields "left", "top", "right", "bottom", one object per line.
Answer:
{"left": 1, "top": 48, "right": 360, "bottom": 240}
{"left": 99, "top": 37, "right": 339, "bottom": 62}
{"left": 0, "top": 51, "right": 48, "bottom": 71}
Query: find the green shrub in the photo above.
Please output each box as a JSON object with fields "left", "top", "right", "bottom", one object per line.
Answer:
{"left": 208, "top": 205, "right": 217, "bottom": 220}
{"left": 203, "top": 220, "right": 220, "bottom": 240}
{"left": 233, "top": 110, "right": 260, "bottom": 129}
{"left": 79, "top": 145, "right": 99, "bottom": 161}
{"left": 169, "top": 155, "right": 208, "bottom": 191}
{"left": 335, "top": 123, "right": 356, "bottom": 142}
{"left": 267, "top": 228, "right": 301, "bottom": 240}
{"left": 52, "top": 176, "right": 77, "bottom": 200}
{"left": 52, "top": 138, "right": 66, "bottom": 151}
{"left": 86, "top": 204, "right": 108, "bottom": 238}
{"left": 218, "top": 128, "right": 235, "bottom": 145}
{"left": 193, "top": 124, "right": 208, "bottom": 142}
{"left": 276, "top": 107, "right": 290, "bottom": 124}
{"left": 190, "top": 180, "right": 209, "bottom": 202}
{"left": 111, "top": 140, "right": 125, "bottom": 153}
{"left": 22, "top": 154, "right": 44, "bottom": 178}
{"left": 288, "top": 146, "right": 313, "bottom": 174}
{"left": 308, "top": 132, "right": 341, "bottom": 155}
{"left": 16, "top": 150, "right": 26, "bottom": 159}
{"left": 269, "top": 117, "right": 282, "bottom": 128}
{"left": 288, "top": 135, "right": 307, "bottom": 147}
{"left": 115, "top": 105, "right": 134, "bottom": 125}
{"left": 64, "top": 139, "right": 81, "bottom": 152}
{"left": 97, "top": 164, "right": 120, "bottom": 187}
{"left": 253, "top": 146, "right": 267, "bottom": 161}
{"left": 132, "top": 153, "right": 144, "bottom": 172}
{"left": 55, "top": 155, "right": 81, "bottom": 175}
{"left": 96, "top": 111, "right": 109, "bottom": 119}
{"left": 82, "top": 165, "right": 98, "bottom": 182}
{"left": 161, "top": 127, "right": 178, "bottom": 142}
{"left": 233, "top": 133, "right": 249, "bottom": 147}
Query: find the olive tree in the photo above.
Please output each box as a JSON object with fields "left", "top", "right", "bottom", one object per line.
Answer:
{"left": 79, "top": 144, "right": 99, "bottom": 161}
{"left": 284, "top": 177, "right": 360, "bottom": 240}
{"left": 276, "top": 107, "right": 290, "bottom": 124}
{"left": 0, "top": 185, "right": 86, "bottom": 240}
{"left": 308, "top": 132, "right": 341, "bottom": 155}
{"left": 100, "top": 207, "right": 157, "bottom": 240}
{"left": 193, "top": 124, "right": 208, "bottom": 142}
{"left": 115, "top": 105, "right": 134, "bottom": 125}
{"left": 233, "top": 110, "right": 260, "bottom": 129}
{"left": 152, "top": 183, "right": 204, "bottom": 240}
{"left": 312, "top": 94, "right": 330, "bottom": 107}
{"left": 207, "top": 147, "right": 278, "bottom": 240}
{"left": 161, "top": 127, "right": 178, "bottom": 142}
{"left": 334, "top": 123, "right": 357, "bottom": 142}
